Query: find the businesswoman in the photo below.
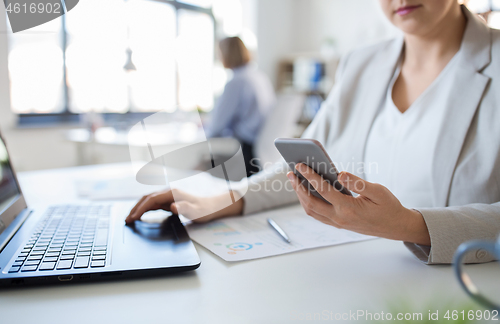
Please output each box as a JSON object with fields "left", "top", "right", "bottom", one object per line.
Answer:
{"left": 205, "top": 36, "right": 276, "bottom": 177}
{"left": 127, "top": 1, "right": 500, "bottom": 265}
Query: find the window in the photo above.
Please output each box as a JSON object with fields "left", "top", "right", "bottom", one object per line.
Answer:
{"left": 177, "top": 9, "right": 214, "bottom": 110}
{"left": 7, "top": 0, "right": 214, "bottom": 122}
{"left": 8, "top": 18, "right": 65, "bottom": 114}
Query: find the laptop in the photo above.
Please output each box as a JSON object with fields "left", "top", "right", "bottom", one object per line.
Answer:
{"left": 0, "top": 132, "right": 200, "bottom": 287}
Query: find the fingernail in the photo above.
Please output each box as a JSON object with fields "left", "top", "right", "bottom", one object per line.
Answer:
{"left": 295, "top": 163, "right": 304, "bottom": 171}
{"left": 339, "top": 172, "right": 347, "bottom": 182}
{"left": 287, "top": 172, "right": 294, "bottom": 180}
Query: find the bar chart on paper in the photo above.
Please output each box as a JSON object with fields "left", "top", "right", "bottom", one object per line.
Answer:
{"left": 186, "top": 205, "right": 375, "bottom": 261}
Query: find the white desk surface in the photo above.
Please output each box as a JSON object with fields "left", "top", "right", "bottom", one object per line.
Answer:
{"left": 1, "top": 163, "right": 498, "bottom": 324}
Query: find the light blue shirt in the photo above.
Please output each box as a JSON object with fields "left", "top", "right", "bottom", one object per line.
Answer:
{"left": 205, "top": 64, "right": 276, "bottom": 144}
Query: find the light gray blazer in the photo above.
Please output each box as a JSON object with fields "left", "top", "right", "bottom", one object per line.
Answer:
{"left": 238, "top": 6, "right": 500, "bottom": 264}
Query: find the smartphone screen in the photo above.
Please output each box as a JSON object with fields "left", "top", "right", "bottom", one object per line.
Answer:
{"left": 275, "top": 138, "right": 352, "bottom": 203}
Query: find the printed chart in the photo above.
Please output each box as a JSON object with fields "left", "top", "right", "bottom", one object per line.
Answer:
{"left": 187, "top": 204, "right": 374, "bottom": 261}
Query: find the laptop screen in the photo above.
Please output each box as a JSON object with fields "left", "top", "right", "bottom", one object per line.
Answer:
{"left": 0, "top": 135, "right": 21, "bottom": 218}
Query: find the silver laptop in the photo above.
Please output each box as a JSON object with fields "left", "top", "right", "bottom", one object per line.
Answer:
{"left": 0, "top": 131, "right": 200, "bottom": 287}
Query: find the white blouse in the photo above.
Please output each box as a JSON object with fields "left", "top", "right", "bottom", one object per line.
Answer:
{"left": 364, "top": 52, "right": 461, "bottom": 208}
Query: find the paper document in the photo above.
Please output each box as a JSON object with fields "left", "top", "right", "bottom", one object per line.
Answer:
{"left": 186, "top": 204, "right": 374, "bottom": 262}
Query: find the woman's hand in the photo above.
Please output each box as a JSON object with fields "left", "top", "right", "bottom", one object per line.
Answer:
{"left": 288, "top": 163, "right": 431, "bottom": 246}
{"left": 125, "top": 189, "right": 244, "bottom": 224}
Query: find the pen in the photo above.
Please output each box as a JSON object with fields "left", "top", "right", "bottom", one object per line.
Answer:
{"left": 267, "top": 218, "right": 291, "bottom": 243}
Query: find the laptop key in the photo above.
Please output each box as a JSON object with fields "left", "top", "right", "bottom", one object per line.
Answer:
{"left": 44, "top": 257, "right": 58, "bottom": 262}
{"left": 90, "top": 260, "right": 105, "bottom": 268}
{"left": 92, "top": 255, "right": 105, "bottom": 261}
{"left": 27, "top": 255, "right": 43, "bottom": 260}
{"left": 57, "top": 260, "right": 73, "bottom": 270}
{"left": 36, "top": 241, "right": 50, "bottom": 245}
{"left": 77, "top": 252, "right": 91, "bottom": 257}
{"left": 9, "top": 266, "right": 21, "bottom": 273}
{"left": 39, "top": 262, "right": 56, "bottom": 271}
{"left": 60, "top": 255, "right": 75, "bottom": 260}
{"left": 74, "top": 256, "right": 90, "bottom": 268}
{"left": 46, "top": 252, "right": 60, "bottom": 258}
{"left": 21, "top": 265, "right": 38, "bottom": 272}
{"left": 25, "top": 260, "right": 41, "bottom": 266}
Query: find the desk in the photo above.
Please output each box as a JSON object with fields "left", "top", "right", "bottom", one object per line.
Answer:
{"left": 1, "top": 163, "right": 499, "bottom": 324}
{"left": 65, "top": 127, "right": 240, "bottom": 167}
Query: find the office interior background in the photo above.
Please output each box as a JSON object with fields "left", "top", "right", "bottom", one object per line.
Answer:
{"left": 0, "top": 0, "right": 499, "bottom": 172}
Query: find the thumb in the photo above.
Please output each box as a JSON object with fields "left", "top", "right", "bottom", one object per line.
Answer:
{"left": 338, "top": 172, "right": 378, "bottom": 199}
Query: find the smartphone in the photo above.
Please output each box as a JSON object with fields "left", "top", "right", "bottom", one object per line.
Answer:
{"left": 274, "top": 138, "right": 352, "bottom": 204}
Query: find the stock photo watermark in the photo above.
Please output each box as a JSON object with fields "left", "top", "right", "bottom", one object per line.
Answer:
{"left": 290, "top": 309, "right": 499, "bottom": 322}
{"left": 3, "top": 0, "right": 79, "bottom": 33}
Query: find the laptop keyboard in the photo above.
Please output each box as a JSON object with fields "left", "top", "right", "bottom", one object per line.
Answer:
{"left": 8, "top": 205, "right": 110, "bottom": 273}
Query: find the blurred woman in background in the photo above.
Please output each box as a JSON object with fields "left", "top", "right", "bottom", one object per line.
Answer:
{"left": 205, "top": 37, "right": 276, "bottom": 177}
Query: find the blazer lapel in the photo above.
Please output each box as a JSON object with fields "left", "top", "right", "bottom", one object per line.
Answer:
{"left": 432, "top": 6, "right": 492, "bottom": 207}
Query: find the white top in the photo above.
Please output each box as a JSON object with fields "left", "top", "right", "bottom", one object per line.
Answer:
{"left": 364, "top": 52, "right": 461, "bottom": 208}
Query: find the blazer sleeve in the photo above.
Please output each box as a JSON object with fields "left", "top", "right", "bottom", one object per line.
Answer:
{"left": 234, "top": 54, "right": 352, "bottom": 215}
{"left": 405, "top": 202, "right": 500, "bottom": 264}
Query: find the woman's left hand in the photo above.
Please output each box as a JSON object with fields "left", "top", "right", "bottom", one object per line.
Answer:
{"left": 288, "top": 163, "right": 431, "bottom": 246}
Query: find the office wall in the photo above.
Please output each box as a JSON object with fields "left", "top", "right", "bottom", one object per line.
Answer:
{"left": 255, "top": 0, "right": 400, "bottom": 87}
{"left": 290, "top": 0, "right": 400, "bottom": 55}
{"left": 255, "top": 0, "right": 295, "bottom": 87}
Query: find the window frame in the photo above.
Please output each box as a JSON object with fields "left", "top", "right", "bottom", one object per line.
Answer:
{"left": 14, "top": 0, "right": 215, "bottom": 125}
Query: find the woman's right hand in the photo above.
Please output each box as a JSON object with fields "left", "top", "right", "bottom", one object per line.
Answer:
{"left": 125, "top": 189, "right": 244, "bottom": 224}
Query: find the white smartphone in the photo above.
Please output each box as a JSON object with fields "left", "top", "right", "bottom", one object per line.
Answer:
{"left": 274, "top": 138, "right": 352, "bottom": 203}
